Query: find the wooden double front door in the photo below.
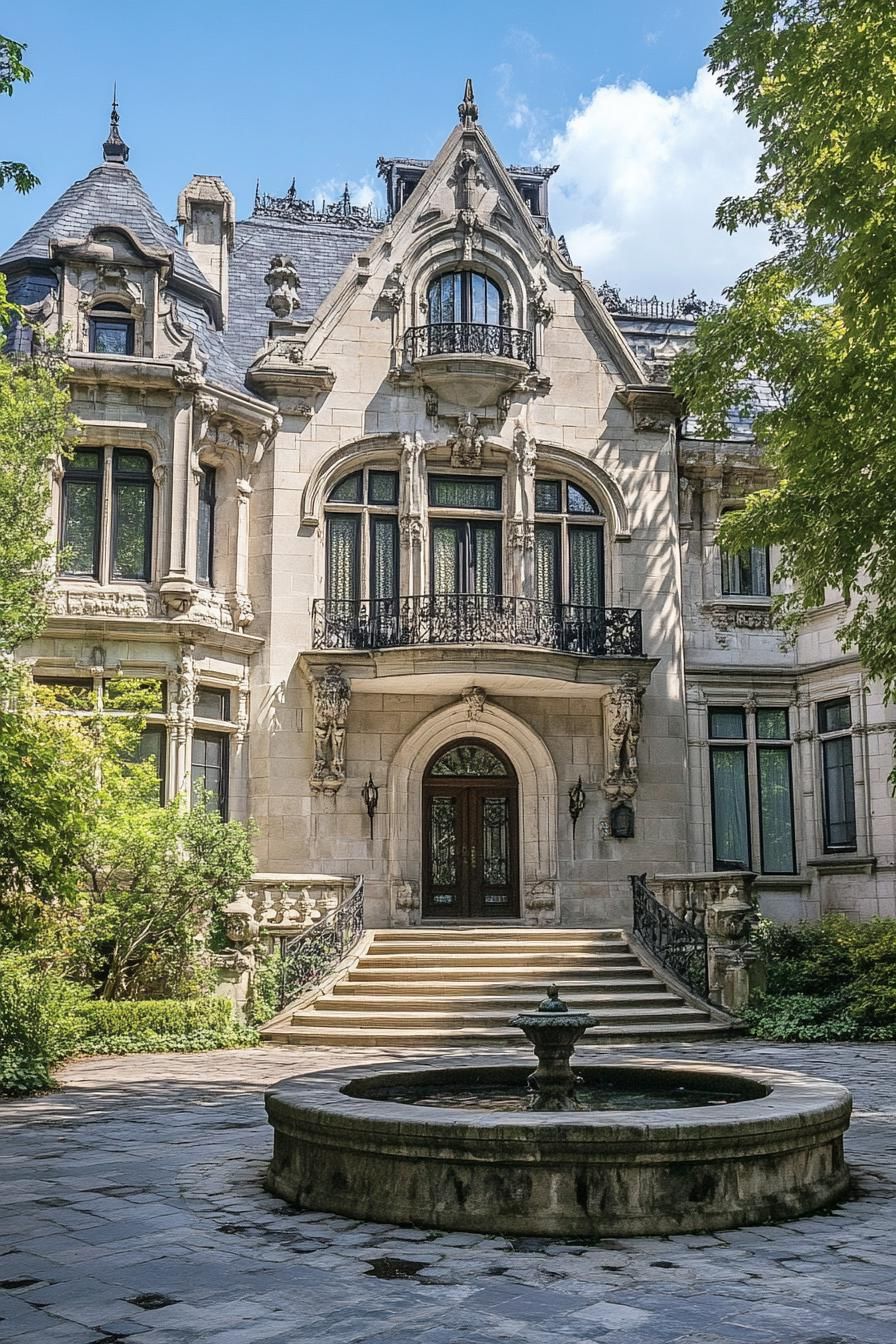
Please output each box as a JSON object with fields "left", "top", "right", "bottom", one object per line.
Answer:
{"left": 422, "top": 741, "right": 519, "bottom": 920}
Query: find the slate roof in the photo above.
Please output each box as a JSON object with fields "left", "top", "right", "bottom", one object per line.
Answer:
{"left": 0, "top": 162, "right": 217, "bottom": 307}
{"left": 225, "top": 213, "right": 377, "bottom": 371}
{"left": 175, "top": 295, "right": 253, "bottom": 397}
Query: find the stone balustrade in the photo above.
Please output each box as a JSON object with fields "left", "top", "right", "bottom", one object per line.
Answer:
{"left": 246, "top": 872, "right": 356, "bottom": 946}
{"left": 651, "top": 870, "right": 766, "bottom": 1015}
{"left": 213, "top": 872, "right": 357, "bottom": 1021}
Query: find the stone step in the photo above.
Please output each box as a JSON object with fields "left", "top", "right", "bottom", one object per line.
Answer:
{"left": 265, "top": 1021, "right": 734, "bottom": 1047}
{"left": 360, "top": 951, "right": 640, "bottom": 967}
{"left": 367, "top": 933, "right": 628, "bottom": 948}
{"left": 330, "top": 986, "right": 670, "bottom": 1005}
{"left": 298, "top": 1005, "right": 710, "bottom": 1028}
{"left": 345, "top": 966, "right": 655, "bottom": 985}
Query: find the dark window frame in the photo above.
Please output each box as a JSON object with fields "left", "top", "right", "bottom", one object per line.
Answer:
{"left": 426, "top": 270, "right": 504, "bottom": 325}
{"left": 196, "top": 464, "right": 216, "bottom": 586}
{"left": 818, "top": 697, "right": 857, "bottom": 852}
{"left": 88, "top": 302, "right": 135, "bottom": 356}
{"left": 191, "top": 728, "right": 230, "bottom": 818}
{"left": 427, "top": 475, "right": 502, "bottom": 511}
{"left": 110, "top": 449, "right": 153, "bottom": 581}
{"left": 756, "top": 743, "right": 798, "bottom": 875}
{"left": 709, "top": 742, "right": 752, "bottom": 871}
{"left": 429, "top": 518, "right": 503, "bottom": 597}
{"left": 60, "top": 450, "right": 103, "bottom": 579}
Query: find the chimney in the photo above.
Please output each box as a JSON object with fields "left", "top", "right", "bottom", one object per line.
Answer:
{"left": 177, "top": 175, "right": 236, "bottom": 323}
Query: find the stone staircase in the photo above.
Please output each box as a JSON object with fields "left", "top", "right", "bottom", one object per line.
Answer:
{"left": 262, "top": 927, "right": 736, "bottom": 1047}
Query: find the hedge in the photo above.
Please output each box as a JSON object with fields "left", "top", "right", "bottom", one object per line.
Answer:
{"left": 745, "top": 914, "right": 896, "bottom": 1041}
{"left": 76, "top": 996, "right": 258, "bottom": 1055}
{"left": 0, "top": 953, "right": 89, "bottom": 1096}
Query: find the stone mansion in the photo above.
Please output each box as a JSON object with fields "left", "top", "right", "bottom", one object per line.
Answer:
{"left": 3, "top": 85, "right": 894, "bottom": 931}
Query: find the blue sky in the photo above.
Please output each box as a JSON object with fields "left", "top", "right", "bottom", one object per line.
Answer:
{"left": 1, "top": 2, "right": 766, "bottom": 298}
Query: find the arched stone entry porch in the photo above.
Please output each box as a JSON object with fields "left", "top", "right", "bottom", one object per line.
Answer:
{"left": 387, "top": 699, "right": 559, "bottom": 925}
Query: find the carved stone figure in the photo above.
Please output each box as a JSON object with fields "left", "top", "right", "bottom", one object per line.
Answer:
{"left": 264, "top": 255, "right": 302, "bottom": 319}
{"left": 603, "top": 673, "right": 644, "bottom": 800}
{"left": 462, "top": 686, "right": 486, "bottom": 721}
{"left": 310, "top": 665, "right": 351, "bottom": 791}
{"left": 512, "top": 424, "right": 537, "bottom": 476}
{"left": 529, "top": 277, "right": 554, "bottom": 326}
{"left": 380, "top": 265, "right": 404, "bottom": 311}
{"left": 448, "top": 412, "right": 485, "bottom": 468}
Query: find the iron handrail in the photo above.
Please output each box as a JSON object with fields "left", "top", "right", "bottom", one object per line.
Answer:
{"left": 311, "top": 594, "right": 643, "bottom": 658}
{"left": 630, "top": 873, "right": 709, "bottom": 1000}
{"left": 277, "top": 874, "right": 364, "bottom": 1010}
{"left": 403, "top": 322, "right": 535, "bottom": 368}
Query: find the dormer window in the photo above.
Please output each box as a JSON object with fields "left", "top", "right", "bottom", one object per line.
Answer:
{"left": 88, "top": 301, "right": 134, "bottom": 356}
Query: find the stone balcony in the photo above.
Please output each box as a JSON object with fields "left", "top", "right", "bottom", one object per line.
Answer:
{"left": 402, "top": 321, "right": 534, "bottom": 407}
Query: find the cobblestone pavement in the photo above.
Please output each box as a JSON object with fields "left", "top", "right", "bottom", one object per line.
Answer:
{"left": 2, "top": 1040, "right": 895, "bottom": 1344}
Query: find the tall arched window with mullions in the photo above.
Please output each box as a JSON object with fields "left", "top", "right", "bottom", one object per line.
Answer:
{"left": 533, "top": 478, "right": 605, "bottom": 612}
{"left": 325, "top": 466, "right": 400, "bottom": 614}
{"left": 427, "top": 271, "right": 504, "bottom": 327}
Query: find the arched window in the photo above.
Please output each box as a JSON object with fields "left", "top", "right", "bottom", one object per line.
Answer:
{"left": 61, "top": 447, "right": 153, "bottom": 582}
{"left": 427, "top": 271, "right": 503, "bottom": 326}
{"left": 88, "top": 301, "right": 135, "bottom": 356}
{"left": 325, "top": 466, "right": 399, "bottom": 610}
{"left": 720, "top": 517, "right": 770, "bottom": 598}
{"left": 533, "top": 478, "right": 604, "bottom": 611}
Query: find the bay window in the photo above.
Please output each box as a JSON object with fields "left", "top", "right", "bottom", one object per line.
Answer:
{"left": 191, "top": 686, "right": 232, "bottom": 817}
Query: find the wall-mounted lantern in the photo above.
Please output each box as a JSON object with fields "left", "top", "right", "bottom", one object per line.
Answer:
{"left": 569, "top": 776, "right": 586, "bottom": 857}
{"left": 361, "top": 773, "right": 379, "bottom": 840}
{"left": 610, "top": 800, "right": 635, "bottom": 839}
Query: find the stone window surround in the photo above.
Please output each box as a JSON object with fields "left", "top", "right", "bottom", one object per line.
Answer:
{"left": 55, "top": 437, "right": 163, "bottom": 589}
{"left": 401, "top": 230, "right": 529, "bottom": 334}
{"left": 704, "top": 699, "right": 798, "bottom": 876}
{"left": 386, "top": 698, "right": 558, "bottom": 919}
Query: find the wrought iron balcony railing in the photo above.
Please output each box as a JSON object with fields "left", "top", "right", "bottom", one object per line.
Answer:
{"left": 312, "top": 595, "right": 643, "bottom": 658}
{"left": 404, "top": 322, "right": 535, "bottom": 368}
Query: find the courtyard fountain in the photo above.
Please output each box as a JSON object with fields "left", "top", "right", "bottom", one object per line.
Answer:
{"left": 265, "top": 986, "right": 852, "bottom": 1237}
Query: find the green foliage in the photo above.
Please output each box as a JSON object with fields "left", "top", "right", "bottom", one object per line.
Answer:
{"left": 78, "top": 781, "right": 256, "bottom": 1001}
{"left": 246, "top": 951, "right": 284, "bottom": 1026}
{"left": 0, "top": 952, "right": 88, "bottom": 1095}
{"left": 745, "top": 914, "right": 896, "bottom": 1040}
{"left": 673, "top": 2, "right": 896, "bottom": 694}
{"left": 0, "top": 666, "right": 98, "bottom": 913}
{"left": 76, "top": 996, "right": 257, "bottom": 1055}
{"left": 0, "top": 348, "right": 78, "bottom": 653}
{"left": 0, "top": 35, "right": 38, "bottom": 195}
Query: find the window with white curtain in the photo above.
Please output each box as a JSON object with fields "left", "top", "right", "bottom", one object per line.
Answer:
{"left": 708, "top": 705, "right": 796, "bottom": 874}
{"left": 533, "top": 478, "right": 604, "bottom": 610}
{"left": 324, "top": 466, "right": 400, "bottom": 608}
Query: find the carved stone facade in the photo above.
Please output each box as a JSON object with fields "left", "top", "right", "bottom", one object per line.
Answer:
{"left": 5, "top": 84, "right": 896, "bottom": 933}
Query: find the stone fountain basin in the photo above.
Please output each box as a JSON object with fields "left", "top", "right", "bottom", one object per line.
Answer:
{"left": 264, "top": 1056, "right": 852, "bottom": 1238}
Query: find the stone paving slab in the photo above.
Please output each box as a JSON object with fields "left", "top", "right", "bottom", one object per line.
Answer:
{"left": 1, "top": 1041, "right": 895, "bottom": 1343}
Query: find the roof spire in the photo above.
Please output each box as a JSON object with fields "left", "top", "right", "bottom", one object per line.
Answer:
{"left": 103, "top": 85, "right": 129, "bottom": 164}
{"left": 458, "top": 77, "right": 478, "bottom": 128}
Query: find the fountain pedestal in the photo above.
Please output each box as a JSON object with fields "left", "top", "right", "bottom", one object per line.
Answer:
{"left": 509, "top": 985, "right": 599, "bottom": 1111}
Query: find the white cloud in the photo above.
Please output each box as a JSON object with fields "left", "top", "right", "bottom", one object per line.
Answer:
{"left": 544, "top": 67, "right": 767, "bottom": 300}
{"left": 312, "top": 176, "right": 384, "bottom": 215}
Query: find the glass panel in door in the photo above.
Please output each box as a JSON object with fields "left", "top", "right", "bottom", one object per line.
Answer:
{"left": 476, "top": 793, "right": 513, "bottom": 912}
{"left": 569, "top": 525, "right": 604, "bottom": 610}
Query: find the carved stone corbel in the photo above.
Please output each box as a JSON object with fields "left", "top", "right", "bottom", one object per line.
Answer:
{"left": 462, "top": 686, "right": 486, "bottom": 721}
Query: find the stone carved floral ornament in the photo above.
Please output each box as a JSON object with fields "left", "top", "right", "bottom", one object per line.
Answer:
{"left": 310, "top": 664, "right": 352, "bottom": 793}
{"left": 602, "top": 673, "right": 644, "bottom": 801}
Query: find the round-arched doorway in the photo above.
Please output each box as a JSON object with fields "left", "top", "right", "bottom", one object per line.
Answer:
{"left": 422, "top": 740, "right": 519, "bottom": 920}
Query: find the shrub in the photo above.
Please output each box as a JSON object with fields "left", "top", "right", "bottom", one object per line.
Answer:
{"left": 245, "top": 951, "right": 283, "bottom": 1026}
{"left": 76, "top": 996, "right": 258, "bottom": 1055}
{"left": 0, "top": 952, "right": 88, "bottom": 1095}
{"left": 745, "top": 915, "right": 896, "bottom": 1042}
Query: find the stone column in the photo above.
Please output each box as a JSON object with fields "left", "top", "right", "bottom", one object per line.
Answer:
{"left": 399, "top": 432, "right": 426, "bottom": 596}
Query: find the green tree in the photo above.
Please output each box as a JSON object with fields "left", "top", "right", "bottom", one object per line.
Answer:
{"left": 673, "top": 2, "right": 896, "bottom": 694}
{"left": 1, "top": 34, "right": 39, "bottom": 327}
{"left": 0, "top": 353, "right": 77, "bottom": 653}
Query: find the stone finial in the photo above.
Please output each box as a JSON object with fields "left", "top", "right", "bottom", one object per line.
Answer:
{"left": 265, "top": 255, "right": 302, "bottom": 319}
{"left": 458, "top": 77, "right": 478, "bottom": 127}
{"left": 103, "top": 85, "right": 129, "bottom": 164}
